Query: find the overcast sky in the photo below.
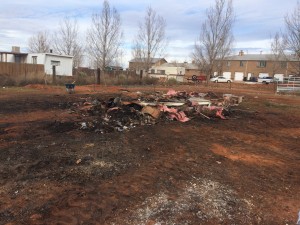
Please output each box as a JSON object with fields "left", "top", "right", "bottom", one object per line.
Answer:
{"left": 0, "top": 0, "right": 298, "bottom": 67}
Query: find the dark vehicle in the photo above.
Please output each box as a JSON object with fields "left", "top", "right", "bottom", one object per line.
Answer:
{"left": 186, "top": 74, "right": 207, "bottom": 83}
{"left": 249, "top": 77, "right": 258, "bottom": 82}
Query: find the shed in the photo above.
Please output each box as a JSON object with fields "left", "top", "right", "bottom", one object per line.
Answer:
{"left": 27, "top": 53, "right": 73, "bottom": 76}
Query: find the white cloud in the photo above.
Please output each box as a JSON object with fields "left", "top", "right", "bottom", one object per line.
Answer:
{"left": 0, "top": 0, "right": 298, "bottom": 67}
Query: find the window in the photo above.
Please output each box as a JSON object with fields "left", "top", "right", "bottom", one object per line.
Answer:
{"left": 150, "top": 69, "right": 155, "bottom": 74}
{"left": 239, "top": 61, "right": 244, "bottom": 67}
{"left": 51, "top": 60, "right": 60, "bottom": 66}
{"left": 32, "top": 56, "right": 37, "bottom": 64}
{"left": 280, "top": 61, "right": 287, "bottom": 69}
{"left": 257, "top": 61, "right": 267, "bottom": 68}
{"left": 227, "top": 61, "right": 231, "bottom": 67}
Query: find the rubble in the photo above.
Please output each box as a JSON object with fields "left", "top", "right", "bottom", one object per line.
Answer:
{"left": 57, "top": 89, "right": 244, "bottom": 134}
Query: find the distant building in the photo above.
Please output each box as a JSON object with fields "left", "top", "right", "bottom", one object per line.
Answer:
{"left": 215, "top": 50, "right": 300, "bottom": 81}
{"left": 149, "top": 62, "right": 203, "bottom": 82}
{"left": 129, "top": 58, "right": 167, "bottom": 74}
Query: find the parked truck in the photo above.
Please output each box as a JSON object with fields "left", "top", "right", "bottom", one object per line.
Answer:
{"left": 186, "top": 74, "right": 207, "bottom": 83}
{"left": 257, "top": 77, "right": 274, "bottom": 84}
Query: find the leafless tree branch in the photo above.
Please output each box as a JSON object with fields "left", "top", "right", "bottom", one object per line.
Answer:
{"left": 52, "top": 17, "right": 83, "bottom": 68}
{"left": 283, "top": 1, "right": 300, "bottom": 75}
{"left": 132, "top": 6, "right": 168, "bottom": 73}
{"left": 192, "top": 0, "right": 235, "bottom": 80}
{"left": 27, "top": 31, "right": 51, "bottom": 53}
{"left": 86, "top": 0, "right": 123, "bottom": 70}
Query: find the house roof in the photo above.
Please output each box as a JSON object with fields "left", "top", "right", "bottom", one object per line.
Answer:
{"left": 28, "top": 53, "right": 73, "bottom": 58}
{"left": 154, "top": 62, "right": 199, "bottom": 70}
{"left": 224, "top": 54, "right": 299, "bottom": 62}
{"left": 129, "top": 58, "right": 166, "bottom": 63}
{"left": 184, "top": 63, "right": 199, "bottom": 70}
{"left": 0, "top": 51, "right": 28, "bottom": 56}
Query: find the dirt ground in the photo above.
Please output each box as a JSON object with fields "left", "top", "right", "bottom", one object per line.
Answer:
{"left": 0, "top": 83, "right": 299, "bottom": 225}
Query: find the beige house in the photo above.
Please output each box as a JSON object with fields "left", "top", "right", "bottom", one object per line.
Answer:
{"left": 128, "top": 58, "right": 167, "bottom": 75}
{"left": 215, "top": 50, "right": 300, "bottom": 81}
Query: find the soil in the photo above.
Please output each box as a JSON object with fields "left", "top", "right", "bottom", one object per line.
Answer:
{"left": 0, "top": 83, "right": 299, "bottom": 225}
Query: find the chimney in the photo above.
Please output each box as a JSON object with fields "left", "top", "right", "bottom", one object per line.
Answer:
{"left": 50, "top": 49, "right": 53, "bottom": 53}
{"left": 239, "top": 50, "right": 244, "bottom": 56}
{"left": 11, "top": 46, "right": 20, "bottom": 53}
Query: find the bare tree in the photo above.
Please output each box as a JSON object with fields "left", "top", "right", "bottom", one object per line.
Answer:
{"left": 86, "top": 0, "right": 123, "bottom": 71}
{"left": 52, "top": 17, "right": 83, "bottom": 68}
{"left": 283, "top": 1, "right": 300, "bottom": 75}
{"left": 132, "top": 6, "right": 168, "bottom": 74}
{"left": 192, "top": 0, "right": 234, "bottom": 80}
{"left": 269, "top": 32, "right": 286, "bottom": 77}
{"left": 28, "top": 31, "right": 51, "bottom": 53}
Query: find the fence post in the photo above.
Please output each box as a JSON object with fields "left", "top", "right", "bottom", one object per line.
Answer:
{"left": 140, "top": 70, "right": 143, "bottom": 85}
{"left": 96, "top": 68, "right": 100, "bottom": 85}
{"left": 52, "top": 65, "right": 56, "bottom": 85}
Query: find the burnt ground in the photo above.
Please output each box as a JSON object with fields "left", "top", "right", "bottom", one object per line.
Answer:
{"left": 0, "top": 84, "right": 299, "bottom": 225}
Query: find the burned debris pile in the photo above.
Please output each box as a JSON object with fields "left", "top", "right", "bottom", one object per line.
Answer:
{"left": 54, "top": 90, "right": 243, "bottom": 134}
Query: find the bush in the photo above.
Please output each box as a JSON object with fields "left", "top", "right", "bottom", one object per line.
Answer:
{"left": 166, "top": 78, "right": 178, "bottom": 86}
{"left": 142, "top": 77, "right": 159, "bottom": 85}
{"left": 18, "top": 77, "right": 45, "bottom": 86}
{"left": 0, "top": 74, "right": 16, "bottom": 86}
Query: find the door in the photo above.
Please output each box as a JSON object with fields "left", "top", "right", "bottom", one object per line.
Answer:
{"left": 234, "top": 72, "right": 244, "bottom": 81}
{"left": 222, "top": 72, "right": 231, "bottom": 79}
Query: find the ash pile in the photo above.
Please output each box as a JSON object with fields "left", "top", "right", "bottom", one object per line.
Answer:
{"left": 63, "top": 89, "right": 243, "bottom": 134}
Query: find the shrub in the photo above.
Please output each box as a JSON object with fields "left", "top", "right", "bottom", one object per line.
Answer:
{"left": 0, "top": 74, "right": 16, "bottom": 86}
{"left": 142, "top": 77, "right": 159, "bottom": 85}
{"left": 166, "top": 78, "right": 178, "bottom": 86}
{"left": 18, "top": 77, "right": 45, "bottom": 86}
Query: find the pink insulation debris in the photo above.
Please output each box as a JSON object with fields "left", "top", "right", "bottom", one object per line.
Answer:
{"left": 203, "top": 106, "right": 226, "bottom": 119}
{"left": 159, "top": 105, "right": 190, "bottom": 122}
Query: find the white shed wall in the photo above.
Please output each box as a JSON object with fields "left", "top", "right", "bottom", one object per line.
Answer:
{"left": 27, "top": 53, "right": 73, "bottom": 76}
{"left": 44, "top": 55, "right": 73, "bottom": 76}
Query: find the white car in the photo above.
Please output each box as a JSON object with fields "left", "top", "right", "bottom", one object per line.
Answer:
{"left": 210, "top": 76, "right": 232, "bottom": 83}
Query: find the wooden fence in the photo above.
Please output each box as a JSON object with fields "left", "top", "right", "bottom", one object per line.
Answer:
{"left": 0, "top": 62, "right": 44, "bottom": 79}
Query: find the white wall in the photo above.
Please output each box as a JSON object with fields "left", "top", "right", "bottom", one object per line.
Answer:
{"left": 152, "top": 65, "right": 185, "bottom": 75}
{"left": 149, "top": 74, "right": 184, "bottom": 82}
{"left": 274, "top": 74, "right": 284, "bottom": 82}
{"left": 222, "top": 72, "right": 231, "bottom": 79}
{"left": 0, "top": 54, "right": 19, "bottom": 62}
{"left": 27, "top": 53, "right": 73, "bottom": 76}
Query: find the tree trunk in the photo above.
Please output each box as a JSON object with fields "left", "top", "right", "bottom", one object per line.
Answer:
{"left": 97, "top": 68, "right": 101, "bottom": 85}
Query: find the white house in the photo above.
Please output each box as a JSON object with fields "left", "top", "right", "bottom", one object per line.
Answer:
{"left": 27, "top": 53, "right": 73, "bottom": 76}
{"left": 0, "top": 46, "right": 73, "bottom": 76}
{"left": 149, "top": 62, "right": 186, "bottom": 82}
